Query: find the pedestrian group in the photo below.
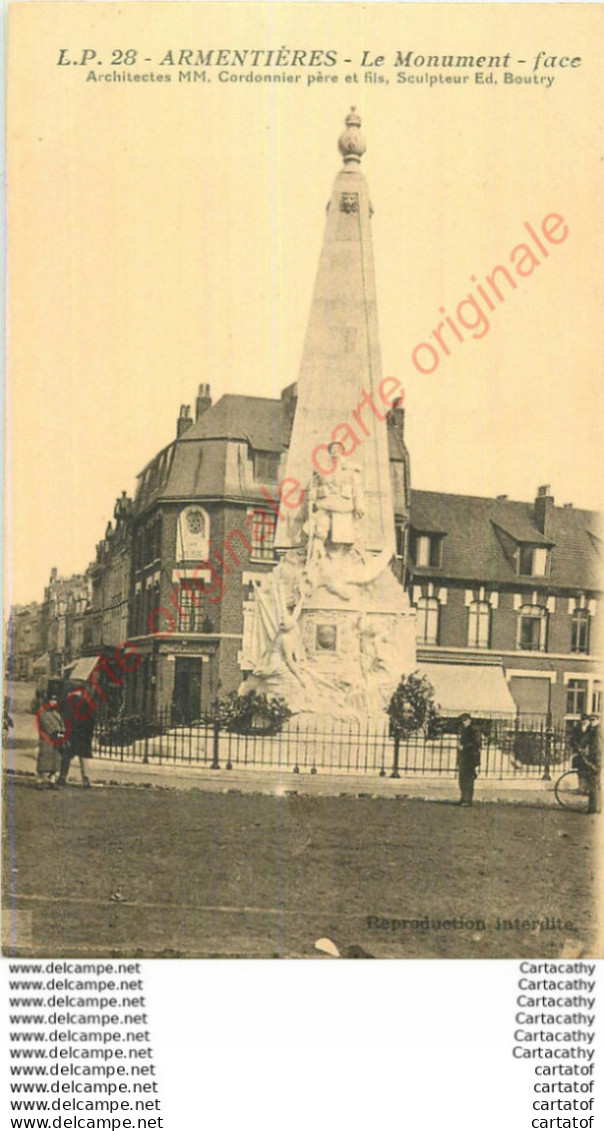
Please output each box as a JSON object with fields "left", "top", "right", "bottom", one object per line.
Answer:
{"left": 36, "top": 684, "right": 95, "bottom": 790}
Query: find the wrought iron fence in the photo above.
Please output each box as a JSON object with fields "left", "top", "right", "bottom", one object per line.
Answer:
{"left": 92, "top": 709, "right": 574, "bottom": 780}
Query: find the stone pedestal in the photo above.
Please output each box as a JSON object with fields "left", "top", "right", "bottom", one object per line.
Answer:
{"left": 243, "top": 550, "right": 416, "bottom": 722}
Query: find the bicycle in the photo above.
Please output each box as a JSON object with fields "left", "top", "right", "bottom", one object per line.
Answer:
{"left": 554, "top": 768, "right": 590, "bottom": 812}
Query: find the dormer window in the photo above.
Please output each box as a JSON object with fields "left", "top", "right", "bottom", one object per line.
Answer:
{"left": 254, "top": 451, "right": 280, "bottom": 483}
{"left": 412, "top": 532, "right": 443, "bottom": 568}
{"left": 518, "top": 545, "right": 548, "bottom": 577}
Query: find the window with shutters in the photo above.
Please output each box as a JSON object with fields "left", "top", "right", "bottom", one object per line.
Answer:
{"left": 571, "top": 608, "right": 590, "bottom": 654}
{"left": 468, "top": 601, "right": 491, "bottom": 649}
{"left": 416, "top": 597, "right": 439, "bottom": 645}
{"left": 518, "top": 605, "right": 548, "bottom": 652}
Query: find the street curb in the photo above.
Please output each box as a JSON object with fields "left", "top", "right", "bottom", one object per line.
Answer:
{"left": 3, "top": 766, "right": 562, "bottom": 808}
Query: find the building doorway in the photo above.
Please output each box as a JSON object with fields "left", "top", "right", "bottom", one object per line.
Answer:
{"left": 172, "top": 657, "right": 203, "bottom": 723}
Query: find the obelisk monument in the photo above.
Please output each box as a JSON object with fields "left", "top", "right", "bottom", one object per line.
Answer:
{"left": 243, "top": 110, "right": 416, "bottom": 720}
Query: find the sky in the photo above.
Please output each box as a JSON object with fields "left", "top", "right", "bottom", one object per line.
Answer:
{"left": 6, "top": 1, "right": 604, "bottom": 607}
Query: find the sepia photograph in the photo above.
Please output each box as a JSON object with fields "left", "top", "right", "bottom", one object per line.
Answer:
{"left": 3, "top": 1, "right": 603, "bottom": 960}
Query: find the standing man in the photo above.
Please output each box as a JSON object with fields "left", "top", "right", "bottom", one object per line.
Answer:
{"left": 56, "top": 685, "right": 94, "bottom": 788}
{"left": 584, "top": 714, "right": 601, "bottom": 815}
{"left": 457, "top": 713, "right": 481, "bottom": 806}
{"left": 570, "top": 713, "right": 591, "bottom": 793}
{"left": 308, "top": 441, "right": 364, "bottom": 551}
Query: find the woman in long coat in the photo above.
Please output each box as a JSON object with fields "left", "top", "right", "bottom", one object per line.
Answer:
{"left": 36, "top": 697, "right": 65, "bottom": 787}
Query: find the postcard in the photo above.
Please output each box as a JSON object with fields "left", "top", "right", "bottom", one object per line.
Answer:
{"left": 3, "top": 2, "right": 603, "bottom": 966}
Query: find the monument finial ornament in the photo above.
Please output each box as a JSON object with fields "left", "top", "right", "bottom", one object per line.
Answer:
{"left": 338, "top": 106, "right": 366, "bottom": 165}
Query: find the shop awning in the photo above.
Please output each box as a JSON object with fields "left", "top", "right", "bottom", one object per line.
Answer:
{"left": 417, "top": 662, "right": 516, "bottom": 718}
{"left": 32, "top": 652, "right": 50, "bottom": 672}
{"left": 66, "top": 655, "right": 100, "bottom": 682}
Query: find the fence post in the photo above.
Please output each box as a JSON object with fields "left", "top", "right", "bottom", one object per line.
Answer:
{"left": 390, "top": 735, "right": 401, "bottom": 779}
{"left": 211, "top": 722, "right": 220, "bottom": 770}
{"left": 379, "top": 740, "right": 386, "bottom": 777}
{"left": 293, "top": 716, "right": 299, "bottom": 774}
{"left": 542, "top": 714, "right": 553, "bottom": 781}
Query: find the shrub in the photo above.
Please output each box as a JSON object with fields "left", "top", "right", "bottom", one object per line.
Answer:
{"left": 96, "top": 713, "right": 166, "bottom": 746}
{"left": 507, "top": 727, "right": 565, "bottom": 768}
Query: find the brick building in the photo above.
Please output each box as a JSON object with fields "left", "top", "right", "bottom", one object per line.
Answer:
{"left": 14, "top": 380, "right": 599, "bottom": 730}
{"left": 85, "top": 491, "right": 134, "bottom": 651}
{"left": 122, "top": 383, "right": 599, "bottom": 728}
{"left": 6, "top": 602, "right": 43, "bottom": 679}
{"left": 39, "top": 567, "right": 92, "bottom": 676}
{"left": 125, "top": 382, "right": 410, "bottom": 721}
{"left": 408, "top": 487, "right": 601, "bottom": 727}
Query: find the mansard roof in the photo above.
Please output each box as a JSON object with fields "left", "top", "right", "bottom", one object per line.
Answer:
{"left": 134, "top": 393, "right": 409, "bottom": 513}
{"left": 130, "top": 395, "right": 599, "bottom": 594}
{"left": 409, "top": 490, "right": 600, "bottom": 591}
{"left": 181, "top": 394, "right": 287, "bottom": 452}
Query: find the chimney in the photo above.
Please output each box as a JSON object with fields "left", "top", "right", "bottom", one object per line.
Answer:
{"left": 195, "top": 383, "right": 212, "bottom": 421}
{"left": 177, "top": 404, "right": 193, "bottom": 438}
{"left": 281, "top": 382, "right": 298, "bottom": 438}
{"left": 388, "top": 396, "right": 405, "bottom": 440}
{"left": 534, "top": 484, "right": 554, "bottom": 536}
